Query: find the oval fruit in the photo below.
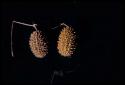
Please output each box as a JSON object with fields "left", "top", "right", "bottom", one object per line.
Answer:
{"left": 57, "top": 25, "right": 76, "bottom": 57}
{"left": 29, "top": 30, "right": 48, "bottom": 58}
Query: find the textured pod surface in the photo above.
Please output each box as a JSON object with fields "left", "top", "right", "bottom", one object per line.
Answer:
{"left": 29, "top": 30, "right": 48, "bottom": 58}
{"left": 57, "top": 25, "right": 76, "bottom": 57}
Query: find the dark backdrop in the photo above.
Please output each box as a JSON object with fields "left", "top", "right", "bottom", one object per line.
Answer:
{"left": 1, "top": 1, "right": 123, "bottom": 84}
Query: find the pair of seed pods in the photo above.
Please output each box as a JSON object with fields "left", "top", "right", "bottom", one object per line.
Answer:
{"left": 11, "top": 21, "right": 77, "bottom": 59}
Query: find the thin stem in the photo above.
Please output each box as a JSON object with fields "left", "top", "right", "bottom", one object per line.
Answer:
{"left": 50, "top": 70, "right": 64, "bottom": 85}
{"left": 50, "top": 23, "right": 67, "bottom": 30}
{"left": 13, "top": 21, "right": 34, "bottom": 27}
{"left": 50, "top": 71, "right": 56, "bottom": 85}
{"left": 11, "top": 21, "right": 14, "bottom": 57}
{"left": 11, "top": 20, "right": 37, "bottom": 57}
{"left": 60, "top": 23, "right": 68, "bottom": 27}
{"left": 32, "top": 24, "right": 38, "bottom": 31}
{"left": 51, "top": 25, "right": 59, "bottom": 29}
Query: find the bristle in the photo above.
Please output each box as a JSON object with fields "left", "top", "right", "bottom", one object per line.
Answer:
{"left": 57, "top": 26, "right": 76, "bottom": 57}
{"left": 29, "top": 30, "right": 48, "bottom": 58}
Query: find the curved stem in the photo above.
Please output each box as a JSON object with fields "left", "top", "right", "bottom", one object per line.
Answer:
{"left": 50, "top": 70, "right": 63, "bottom": 85}
{"left": 50, "top": 71, "right": 56, "bottom": 85}
{"left": 60, "top": 23, "right": 68, "bottom": 27}
{"left": 50, "top": 22, "right": 67, "bottom": 30}
{"left": 11, "top": 20, "right": 37, "bottom": 57}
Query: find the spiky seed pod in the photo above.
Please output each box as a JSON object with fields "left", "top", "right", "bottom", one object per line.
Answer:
{"left": 57, "top": 25, "right": 76, "bottom": 57}
{"left": 29, "top": 30, "right": 48, "bottom": 58}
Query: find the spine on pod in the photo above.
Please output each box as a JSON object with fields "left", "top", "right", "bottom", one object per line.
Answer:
{"left": 57, "top": 25, "right": 76, "bottom": 57}
{"left": 29, "top": 30, "right": 48, "bottom": 58}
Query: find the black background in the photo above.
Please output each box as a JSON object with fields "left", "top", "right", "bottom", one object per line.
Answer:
{"left": 1, "top": 1, "right": 123, "bottom": 84}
